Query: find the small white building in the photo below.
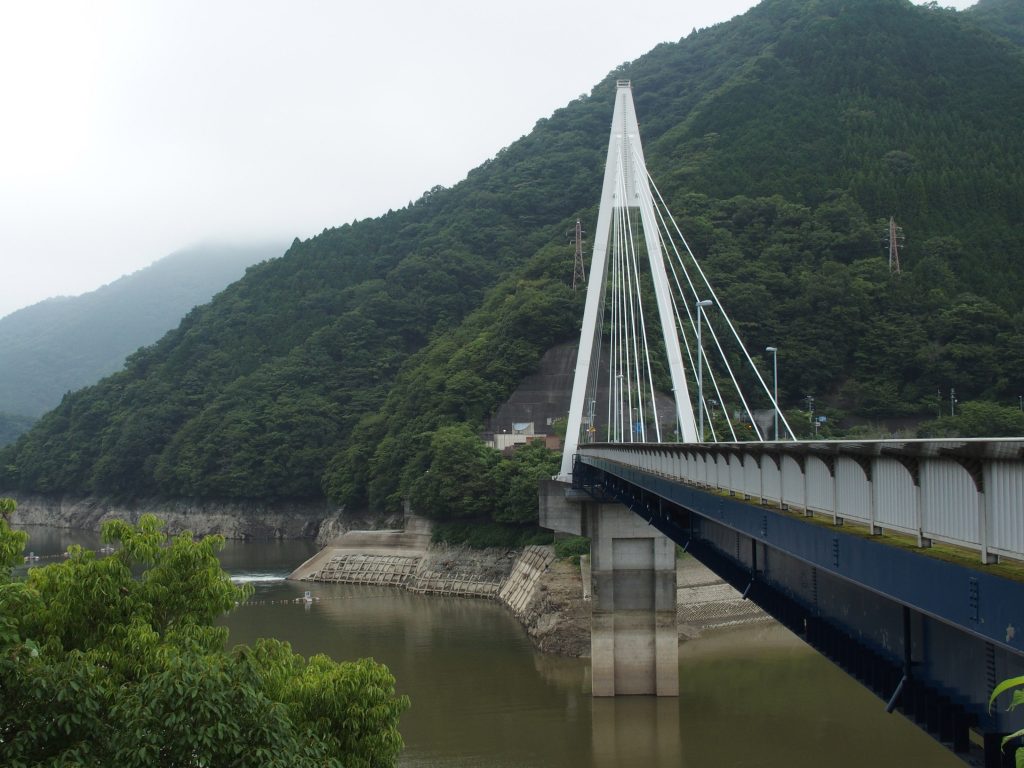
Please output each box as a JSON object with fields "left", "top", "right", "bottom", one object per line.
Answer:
{"left": 492, "top": 422, "right": 534, "bottom": 451}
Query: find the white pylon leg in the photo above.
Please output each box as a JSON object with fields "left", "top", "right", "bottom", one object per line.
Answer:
{"left": 559, "top": 81, "right": 698, "bottom": 480}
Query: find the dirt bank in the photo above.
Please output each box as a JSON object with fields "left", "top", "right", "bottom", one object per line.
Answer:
{"left": 517, "top": 556, "right": 591, "bottom": 656}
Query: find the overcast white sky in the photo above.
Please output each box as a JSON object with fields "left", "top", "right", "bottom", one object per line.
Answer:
{"left": 0, "top": 0, "right": 975, "bottom": 319}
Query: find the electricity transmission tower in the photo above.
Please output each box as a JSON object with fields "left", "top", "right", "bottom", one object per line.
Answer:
{"left": 884, "top": 216, "right": 905, "bottom": 274}
{"left": 570, "top": 219, "right": 587, "bottom": 291}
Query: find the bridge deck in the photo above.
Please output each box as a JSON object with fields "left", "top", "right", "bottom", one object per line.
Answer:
{"left": 579, "top": 452, "right": 1024, "bottom": 656}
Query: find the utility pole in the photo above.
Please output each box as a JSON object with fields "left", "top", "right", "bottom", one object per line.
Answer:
{"left": 806, "top": 394, "right": 814, "bottom": 425}
{"left": 950, "top": 387, "right": 956, "bottom": 417}
{"left": 570, "top": 219, "right": 587, "bottom": 291}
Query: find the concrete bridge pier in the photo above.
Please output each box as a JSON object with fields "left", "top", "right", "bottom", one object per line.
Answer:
{"left": 541, "top": 480, "right": 678, "bottom": 696}
{"left": 590, "top": 502, "right": 678, "bottom": 696}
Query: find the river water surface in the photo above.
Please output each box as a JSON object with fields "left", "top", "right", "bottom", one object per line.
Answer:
{"left": 16, "top": 526, "right": 961, "bottom": 767}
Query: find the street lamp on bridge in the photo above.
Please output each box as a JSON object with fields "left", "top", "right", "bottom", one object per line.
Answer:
{"left": 696, "top": 299, "right": 714, "bottom": 441}
{"left": 765, "top": 346, "right": 778, "bottom": 441}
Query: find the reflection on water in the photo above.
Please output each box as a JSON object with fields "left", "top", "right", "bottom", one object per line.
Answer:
{"left": 229, "top": 574, "right": 287, "bottom": 584}
{"left": 592, "top": 697, "right": 681, "bottom": 768}
{"left": 14, "top": 525, "right": 961, "bottom": 767}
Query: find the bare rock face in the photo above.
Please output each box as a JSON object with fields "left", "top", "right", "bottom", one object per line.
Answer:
{"left": 313, "top": 510, "right": 405, "bottom": 547}
{"left": 314, "top": 514, "right": 351, "bottom": 547}
{"left": 5, "top": 493, "right": 341, "bottom": 540}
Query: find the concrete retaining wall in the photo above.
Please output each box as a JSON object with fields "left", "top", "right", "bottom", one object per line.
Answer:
{"left": 313, "top": 553, "right": 421, "bottom": 587}
{"left": 499, "top": 546, "right": 556, "bottom": 616}
{"left": 300, "top": 543, "right": 555, "bottom": 609}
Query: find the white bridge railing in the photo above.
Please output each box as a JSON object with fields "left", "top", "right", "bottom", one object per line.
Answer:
{"left": 578, "top": 439, "right": 1024, "bottom": 564}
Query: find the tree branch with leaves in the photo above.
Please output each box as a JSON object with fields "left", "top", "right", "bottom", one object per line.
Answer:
{"left": 0, "top": 509, "right": 409, "bottom": 767}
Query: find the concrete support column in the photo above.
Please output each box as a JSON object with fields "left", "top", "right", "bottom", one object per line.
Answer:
{"left": 589, "top": 502, "right": 678, "bottom": 697}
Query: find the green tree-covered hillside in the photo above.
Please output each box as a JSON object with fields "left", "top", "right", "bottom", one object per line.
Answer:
{"left": 966, "top": 0, "right": 1024, "bottom": 48}
{"left": 2, "top": 0, "right": 1023, "bottom": 523}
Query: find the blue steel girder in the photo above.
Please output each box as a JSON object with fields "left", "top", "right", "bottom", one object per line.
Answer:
{"left": 573, "top": 455, "right": 1024, "bottom": 761}
{"left": 577, "top": 454, "right": 1024, "bottom": 659}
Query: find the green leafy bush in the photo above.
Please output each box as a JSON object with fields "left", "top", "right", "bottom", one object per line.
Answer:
{"left": 431, "top": 521, "right": 552, "bottom": 549}
{"left": 988, "top": 676, "right": 1024, "bottom": 768}
{"left": 554, "top": 536, "right": 591, "bottom": 561}
{"left": 0, "top": 508, "right": 410, "bottom": 767}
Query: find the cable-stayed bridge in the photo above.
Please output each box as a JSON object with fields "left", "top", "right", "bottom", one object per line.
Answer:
{"left": 546, "top": 81, "right": 1024, "bottom": 766}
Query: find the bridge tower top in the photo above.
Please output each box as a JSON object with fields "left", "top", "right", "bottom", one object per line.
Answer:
{"left": 558, "top": 84, "right": 696, "bottom": 478}
{"left": 558, "top": 87, "right": 796, "bottom": 480}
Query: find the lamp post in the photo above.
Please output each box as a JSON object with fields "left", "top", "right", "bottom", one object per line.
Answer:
{"left": 765, "top": 346, "right": 778, "bottom": 441}
{"left": 696, "top": 299, "right": 714, "bottom": 440}
{"left": 616, "top": 373, "right": 624, "bottom": 441}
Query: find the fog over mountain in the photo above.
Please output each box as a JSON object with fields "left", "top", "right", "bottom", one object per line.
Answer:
{"left": 0, "top": 241, "right": 284, "bottom": 444}
{"left": 0, "top": 0, "right": 976, "bottom": 322}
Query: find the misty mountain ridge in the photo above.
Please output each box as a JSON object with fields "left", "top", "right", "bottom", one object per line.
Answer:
{"left": 2, "top": 0, "right": 1023, "bottom": 521}
{"left": 0, "top": 241, "right": 284, "bottom": 433}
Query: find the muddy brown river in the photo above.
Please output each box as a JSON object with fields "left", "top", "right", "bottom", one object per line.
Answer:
{"left": 16, "top": 526, "right": 961, "bottom": 767}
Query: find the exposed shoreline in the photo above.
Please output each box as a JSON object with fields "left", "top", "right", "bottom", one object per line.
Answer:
{"left": 3, "top": 492, "right": 388, "bottom": 542}
{"left": 7, "top": 495, "right": 773, "bottom": 657}
{"left": 289, "top": 528, "right": 592, "bottom": 657}
{"left": 293, "top": 527, "right": 772, "bottom": 657}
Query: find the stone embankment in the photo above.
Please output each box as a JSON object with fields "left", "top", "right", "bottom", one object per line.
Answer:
{"left": 293, "top": 525, "right": 769, "bottom": 657}
{"left": 295, "top": 541, "right": 543, "bottom": 600}
{"left": 291, "top": 527, "right": 517, "bottom": 598}
{"left": 676, "top": 556, "right": 771, "bottom": 637}
{"left": 291, "top": 527, "right": 591, "bottom": 656}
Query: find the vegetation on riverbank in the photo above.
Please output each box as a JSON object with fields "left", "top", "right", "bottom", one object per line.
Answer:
{"left": 431, "top": 521, "right": 552, "bottom": 549}
{"left": 0, "top": 504, "right": 409, "bottom": 766}
{"left": 553, "top": 536, "right": 591, "bottom": 565}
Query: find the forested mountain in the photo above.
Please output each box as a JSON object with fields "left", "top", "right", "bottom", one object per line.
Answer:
{"left": 966, "top": 0, "right": 1024, "bottom": 47}
{"left": 0, "top": 242, "right": 282, "bottom": 440}
{"left": 0, "top": 414, "right": 35, "bottom": 449}
{"left": 3, "top": 0, "right": 1023, "bottom": 525}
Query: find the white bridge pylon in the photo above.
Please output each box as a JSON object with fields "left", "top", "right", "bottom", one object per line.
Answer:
{"left": 558, "top": 81, "right": 793, "bottom": 479}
